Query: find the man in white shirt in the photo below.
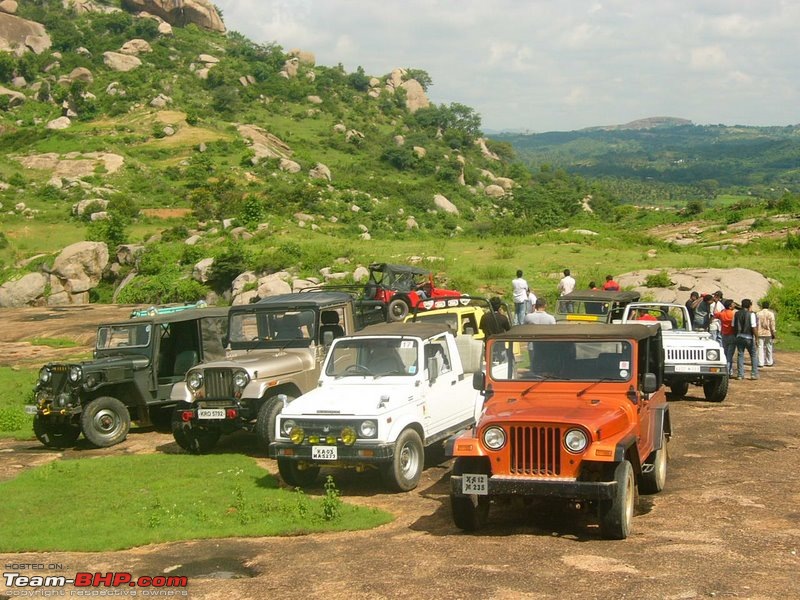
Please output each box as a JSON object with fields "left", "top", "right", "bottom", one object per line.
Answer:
{"left": 511, "top": 269, "right": 528, "bottom": 326}
{"left": 524, "top": 298, "right": 556, "bottom": 324}
{"left": 557, "top": 269, "right": 576, "bottom": 312}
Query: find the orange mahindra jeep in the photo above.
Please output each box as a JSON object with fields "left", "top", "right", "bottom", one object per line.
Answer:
{"left": 450, "top": 323, "right": 671, "bottom": 539}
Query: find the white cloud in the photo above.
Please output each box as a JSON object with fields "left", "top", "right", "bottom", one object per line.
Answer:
{"left": 215, "top": 0, "right": 800, "bottom": 131}
{"left": 689, "top": 45, "right": 729, "bottom": 70}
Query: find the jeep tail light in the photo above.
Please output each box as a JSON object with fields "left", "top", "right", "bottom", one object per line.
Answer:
{"left": 226, "top": 408, "right": 238, "bottom": 419}
{"left": 181, "top": 411, "right": 193, "bottom": 422}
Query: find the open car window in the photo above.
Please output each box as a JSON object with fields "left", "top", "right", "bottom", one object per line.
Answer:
{"left": 96, "top": 323, "right": 152, "bottom": 350}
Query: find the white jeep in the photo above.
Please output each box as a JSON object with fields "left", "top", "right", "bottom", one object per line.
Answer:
{"left": 621, "top": 302, "right": 728, "bottom": 402}
{"left": 269, "top": 321, "right": 484, "bottom": 491}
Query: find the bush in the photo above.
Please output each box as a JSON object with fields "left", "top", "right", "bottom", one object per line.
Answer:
{"left": 644, "top": 271, "right": 674, "bottom": 288}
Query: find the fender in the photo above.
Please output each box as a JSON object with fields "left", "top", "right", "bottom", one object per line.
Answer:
{"left": 170, "top": 382, "right": 192, "bottom": 403}
{"left": 449, "top": 431, "right": 488, "bottom": 458}
{"left": 384, "top": 412, "right": 425, "bottom": 444}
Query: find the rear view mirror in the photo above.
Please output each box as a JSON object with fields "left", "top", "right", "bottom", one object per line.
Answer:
{"left": 472, "top": 371, "right": 485, "bottom": 391}
{"left": 642, "top": 372, "right": 658, "bottom": 394}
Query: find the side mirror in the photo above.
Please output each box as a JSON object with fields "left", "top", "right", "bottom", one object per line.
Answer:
{"left": 322, "top": 330, "right": 334, "bottom": 346}
{"left": 427, "top": 356, "right": 439, "bottom": 383}
{"left": 472, "top": 371, "right": 485, "bottom": 391}
{"left": 642, "top": 372, "right": 658, "bottom": 394}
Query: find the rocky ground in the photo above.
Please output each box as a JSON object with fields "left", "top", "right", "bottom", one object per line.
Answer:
{"left": 0, "top": 306, "right": 798, "bottom": 599}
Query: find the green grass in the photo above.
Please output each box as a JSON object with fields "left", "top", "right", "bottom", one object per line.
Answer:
{"left": 26, "top": 337, "right": 79, "bottom": 349}
{"left": 0, "top": 454, "right": 393, "bottom": 551}
{"left": 0, "top": 367, "right": 36, "bottom": 438}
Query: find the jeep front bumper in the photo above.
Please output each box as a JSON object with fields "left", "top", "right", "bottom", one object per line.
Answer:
{"left": 270, "top": 442, "right": 395, "bottom": 463}
{"left": 450, "top": 475, "right": 617, "bottom": 500}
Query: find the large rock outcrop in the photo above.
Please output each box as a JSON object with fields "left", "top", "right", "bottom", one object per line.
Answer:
{"left": 0, "top": 12, "right": 51, "bottom": 55}
{"left": 51, "top": 241, "right": 109, "bottom": 298}
{"left": 121, "top": 0, "right": 225, "bottom": 32}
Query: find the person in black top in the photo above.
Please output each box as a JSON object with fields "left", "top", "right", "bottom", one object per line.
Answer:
{"left": 685, "top": 291, "right": 699, "bottom": 326}
{"left": 480, "top": 297, "right": 511, "bottom": 364}
{"left": 480, "top": 297, "right": 511, "bottom": 336}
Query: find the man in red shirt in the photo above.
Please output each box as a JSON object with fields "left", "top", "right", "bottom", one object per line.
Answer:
{"left": 714, "top": 299, "right": 737, "bottom": 376}
{"left": 602, "top": 275, "right": 620, "bottom": 291}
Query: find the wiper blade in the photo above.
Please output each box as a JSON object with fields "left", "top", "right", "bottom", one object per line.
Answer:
{"left": 521, "top": 374, "right": 557, "bottom": 396}
{"left": 577, "top": 378, "right": 613, "bottom": 397}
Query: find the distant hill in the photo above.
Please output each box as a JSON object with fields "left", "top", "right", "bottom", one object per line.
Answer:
{"left": 492, "top": 120, "right": 800, "bottom": 194}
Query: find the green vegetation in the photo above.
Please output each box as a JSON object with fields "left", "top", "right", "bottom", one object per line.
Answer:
{"left": 0, "top": 367, "right": 36, "bottom": 438}
{"left": 1, "top": 3, "right": 799, "bottom": 351}
{"left": 25, "top": 337, "right": 79, "bottom": 349}
{"left": 0, "top": 454, "right": 393, "bottom": 551}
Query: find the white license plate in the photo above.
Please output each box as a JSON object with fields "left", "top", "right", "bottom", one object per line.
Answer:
{"left": 312, "top": 446, "right": 337, "bottom": 460}
{"left": 462, "top": 473, "right": 488, "bottom": 495}
{"left": 675, "top": 365, "right": 701, "bottom": 373}
{"left": 197, "top": 408, "right": 225, "bottom": 419}
{"left": 24, "top": 405, "right": 38, "bottom": 415}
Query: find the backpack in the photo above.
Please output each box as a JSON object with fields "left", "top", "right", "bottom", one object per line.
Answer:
{"left": 734, "top": 309, "right": 752, "bottom": 336}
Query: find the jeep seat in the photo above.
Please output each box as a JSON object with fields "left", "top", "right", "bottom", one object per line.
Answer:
{"left": 319, "top": 310, "right": 345, "bottom": 341}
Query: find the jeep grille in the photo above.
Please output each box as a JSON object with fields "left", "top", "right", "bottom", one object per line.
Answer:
{"left": 203, "top": 368, "right": 234, "bottom": 399}
{"left": 667, "top": 348, "right": 704, "bottom": 361}
{"left": 509, "top": 426, "right": 562, "bottom": 475}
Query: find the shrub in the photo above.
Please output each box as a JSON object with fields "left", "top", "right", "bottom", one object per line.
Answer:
{"left": 644, "top": 271, "right": 674, "bottom": 288}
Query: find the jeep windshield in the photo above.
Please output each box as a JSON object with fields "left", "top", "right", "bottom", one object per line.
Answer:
{"left": 326, "top": 338, "right": 418, "bottom": 377}
{"left": 488, "top": 338, "right": 633, "bottom": 382}
{"left": 96, "top": 323, "right": 152, "bottom": 350}
{"left": 228, "top": 308, "right": 316, "bottom": 349}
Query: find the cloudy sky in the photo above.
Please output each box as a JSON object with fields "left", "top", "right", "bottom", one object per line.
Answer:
{"left": 215, "top": 0, "right": 800, "bottom": 133}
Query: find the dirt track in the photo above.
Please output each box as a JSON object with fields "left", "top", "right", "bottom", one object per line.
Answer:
{"left": 1, "top": 307, "right": 799, "bottom": 599}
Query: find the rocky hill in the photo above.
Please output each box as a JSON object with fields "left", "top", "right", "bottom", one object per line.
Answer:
{"left": 3, "top": 0, "right": 594, "bottom": 306}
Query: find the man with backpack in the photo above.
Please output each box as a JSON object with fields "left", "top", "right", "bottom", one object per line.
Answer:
{"left": 734, "top": 298, "right": 759, "bottom": 380}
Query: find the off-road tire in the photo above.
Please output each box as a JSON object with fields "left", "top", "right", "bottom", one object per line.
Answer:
{"left": 171, "top": 417, "right": 221, "bottom": 454}
{"left": 387, "top": 298, "right": 410, "bottom": 322}
{"left": 703, "top": 375, "right": 728, "bottom": 402}
{"left": 255, "top": 396, "right": 290, "bottom": 448}
{"left": 599, "top": 460, "right": 636, "bottom": 540}
{"left": 669, "top": 380, "right": 690, "bottom": 397}
{"left": 381, "top": 429, "right": 424, "bottom": 491}
{"left": 33, "top": 414, "right": 81, "bottom": 449}
{"left": 640, "top": 431, "right": 668, "bottom": 494}
{"left": 277, "top": 458, "right": 320, "bottom": 487}
{"left": 80, "top": 396, "right": 131, "bottom": 448}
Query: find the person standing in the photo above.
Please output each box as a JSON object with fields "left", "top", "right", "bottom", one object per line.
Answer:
{"left": 734, "top": 299, "right": 758, "bottom": 380}
{"left": 685, "top": 292, "right": 700, "bottom": 326}
{"left": 481, "top": 297, "right": 511, "bottom": 364}
{"left": 523, "top": 298, "right": 556, "bottom": 325}
{"left": 527, "top": 288, "right": 537, "bottom": 317}
{"left": 558, "top": 269, "right": 576, "bottom": 296}
{"left": 714, "top": 299, "right": 737, "bottom": 377}
{"left": 708, "top": 291, "right": 725, "bottom": 343}
{"left": 602, "top": 275, "right": 620, "bottom": 291}
{"left": 755, "top": 300, "right": 776, "bottom": 367}
{"left": 511, "top": 270, "right": 529, "bottom": 326}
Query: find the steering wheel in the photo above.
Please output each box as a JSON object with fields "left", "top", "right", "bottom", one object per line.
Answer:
{"left": 345, "top": 364, "right": 372, "bottom": 375}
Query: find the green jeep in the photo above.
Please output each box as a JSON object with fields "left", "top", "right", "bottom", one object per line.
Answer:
{"left": 28, "top": 305, "right": 229, "bottom": 448}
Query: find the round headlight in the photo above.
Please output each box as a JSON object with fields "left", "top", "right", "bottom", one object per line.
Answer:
{"left": 187, "top": 371, "right": 203, "bottom": 390}
{"left": 290, "top": 427, "right": 305, "bottom": 445}
{"left": 282, "top": 419, "right": 297, "bottom": 436}
{"left": 68, "top": 366, "right": 82, "bottom": 383}
{"left": 359, "top": 420, "right": 377, "bottom": 438}
{"left": 232, "top": 370, "right": 249, "bottom": 388}
{"left": 564, "top": 428, "right": 589, "bottom": 453}
{"left": 341, "top": 426, "right": 357, "bottom": 445}
{"left": 707, "top": 349, "right": 720, "bottom": 361}
{"left": 196, "top": 300, "right": 208, "bottom": 309}
{"left": 483, "top": 426, "right": 506, "bottom": 450}
{"left": 39, "top": 367, "right": 52, "bottom": 384}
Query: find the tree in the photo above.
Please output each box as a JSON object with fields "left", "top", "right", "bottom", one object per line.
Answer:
{"left": 404, "top": 68, "right": 433, "bottom": 91}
